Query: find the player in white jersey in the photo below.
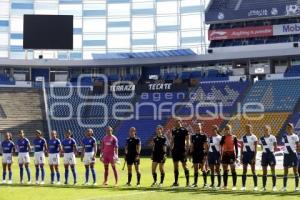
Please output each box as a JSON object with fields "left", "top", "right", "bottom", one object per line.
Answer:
{"left": 259, "top": 125, "right": 277, "bottom": 192}
{"left": 281, "top": 123, "right": 299, "bottom": 192}
{"left": 207, "top": 125, "right": 222, "bottom": 189}
{"left": 240, "top": 124, "right": 258, "bottom": 191}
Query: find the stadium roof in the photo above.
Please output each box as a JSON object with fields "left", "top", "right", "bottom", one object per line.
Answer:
{"left": 92, "top": 49, "right": 197, "bottom": 59}
{"left": 0, "top": 48, "right": 300, "bottom": 68}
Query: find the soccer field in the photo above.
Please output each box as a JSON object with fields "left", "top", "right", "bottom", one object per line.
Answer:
{"left": 0, "top": 157, "right": 299, "bottom": 200}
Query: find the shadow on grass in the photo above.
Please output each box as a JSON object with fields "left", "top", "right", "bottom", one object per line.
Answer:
{"left": 0, "top": 184, "right": 299, "bottom": 197}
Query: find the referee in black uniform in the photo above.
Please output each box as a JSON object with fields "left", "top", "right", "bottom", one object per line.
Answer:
{"left": 170, "top": 118, "right": 190, "bottom": 187}
{"left": 190, "top": 122, "right": 209, "bottom": 188}
{"left": 125, "top": 127, "right": 141, "bottom": 186}
{"left": 151, "top": 125, "right": 167, "bottom": 187}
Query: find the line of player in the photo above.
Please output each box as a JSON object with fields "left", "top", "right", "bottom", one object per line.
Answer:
{"left": 1, "top": 118, "right": 300, "bottom": 192}
{"left": 163, "top": 119, "right": 299, "bottom": 192}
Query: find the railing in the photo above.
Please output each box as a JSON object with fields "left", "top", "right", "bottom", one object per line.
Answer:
{"left": 42, "top": 80, "right": 52, "bottom": 138}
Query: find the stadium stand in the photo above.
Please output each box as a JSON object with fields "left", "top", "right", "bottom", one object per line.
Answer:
{"left": 50, "top": 119, "right": 119, "bottom": 142}
{"left": 178, "top": 81, "right": 249, "bottom": 115}
{"left": 241, "top": 79, "right": 300, "bottom": 112}
{"left": 0, "top": 88, "right": 46, "bottom": 141}
{"left": 226, "top": 112, "right": 290, "bottom": 138}
{"left": 47, "top": 87, "right": 136, "bottom": 142}
{"left": 284, "top": 65, "right": 300, "bottom": 77}
{"left": 0, "top": 74, "right": 15, "bottom": 85}
{"left": 287, "top": 112, "right": 300, "bottom": 134}
{"left": 137, "top": 91, "right": 188, "bottom": 116}
{"left": 116, "top": 118, "right": 166, "bottom": 148}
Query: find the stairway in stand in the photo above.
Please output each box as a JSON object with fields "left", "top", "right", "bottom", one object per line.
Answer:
{"left": 0, "top": 88, "right": 46, "bottom": 142}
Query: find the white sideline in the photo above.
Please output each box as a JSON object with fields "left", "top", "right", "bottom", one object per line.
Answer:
{"left": 78, "top": 191, "right": 154, "bottom": 200}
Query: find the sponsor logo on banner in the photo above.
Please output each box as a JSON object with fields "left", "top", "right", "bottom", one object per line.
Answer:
{"left": 108, "top": 83, "right": 188, "bottom": 93}
{"left": 148, "top": 83, "right": 172, "bottom": 91}
{"left": 110, "top": 84, "right": 135, "bottom": 92}
{"left": 247, "top": 8, "right": 278, "bottom": 17}
{"left": 248, "top": 9, "right": 268, "bottom": 17}
{"left": 273, "top": 23, "right": 300, "bottom": 35}
{"left": 208, "top": 26, "right": 273, "bottom": 40}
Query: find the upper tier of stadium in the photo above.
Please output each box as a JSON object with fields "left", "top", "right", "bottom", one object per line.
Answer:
{"left": 206, "top": 0, "right": 300, "bottom": 23}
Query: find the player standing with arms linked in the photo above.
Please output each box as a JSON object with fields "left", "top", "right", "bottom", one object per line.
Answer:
{"left": 33, "top": 130, "right": 48, "bottom": 185}
{"left": 151, "top": 125, "right": 167, "bottom": 187}
{"left": 100, "top": 126, "right": 119, "bottom": 186}
{"left": 220, "top": 125, "right": 238, "bottom": 190}
{"left": 16, "top": 130, "right": 31, "bottom": 184}
{"left": 190, "top": 122, "right": 208, "bottom": 188}
{"left": 48, "top": 130, "right": 62, "bottom": 185}
{"left": 170, "top": 118, "right": 190, "bottom": 187}
{"left": 81, "top": 129, "right": 97, "bottom": 186}
{"left": 259, "top": 125, "right": 277, "bottom": 192}
{"left": 208, "top": 125, "right": 222, "bottom": 189}
{"left": 1, "top": 132, "right": 15, "bottom": 184}
{"left": 61, "top": 130, "right": 78, "bottom": 185}
{"left": 281, "top": 123, "right": 299, "bottom": 192}
{"left": 125, "top": 127, "right": 141, "bottom": 186}
{"left": 240, "top": 124, "right": 258, "bottom": 191}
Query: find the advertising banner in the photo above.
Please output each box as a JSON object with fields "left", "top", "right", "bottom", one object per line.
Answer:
{"left": 208, "top": 26, "right": 273, "bottom": 40}
{"left": 273, "top": 23, "right": 300, "bottom": 35}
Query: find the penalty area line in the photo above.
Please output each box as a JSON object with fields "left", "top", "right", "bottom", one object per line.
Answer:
{"left": 77, "top": 191, "right": 155, "bottom": 200}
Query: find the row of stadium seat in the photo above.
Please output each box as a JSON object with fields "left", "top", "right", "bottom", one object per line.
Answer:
{"left": 284, "top": 65, "right": 300, "bottom": 77}
{"left": 285, "top": 112, "right": 300, "bottom": 135}
{"left": 116, "top": 118, "right": 166, "bottom": 148}
{"left": 50, "top": 118, "right": 119, "bottom": 142}
{"left": 227, "top": 112, "right": 290, "bottom": 139}
{"left": 242, "top": 79, "right": 300, "bottom": 112}
{"left": 178, "top": 81, "right": 249, "bottom": 115}
{"left": 0, "top": 74, "right": 15, "bottom": 85}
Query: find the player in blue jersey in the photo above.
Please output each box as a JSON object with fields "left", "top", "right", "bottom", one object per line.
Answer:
{"left": 33, "top": 130, "right": 48, "bottom": 185}
{"left": 1, "top": 132, "right": 15, "bottom": 184}
{"left": 259, "top": 125, "right": 277, "bottom": 192}
{"left": 240, "top": 124, "right": 258, "bottom": 191}
{"left": 61, "top": 130, "right": 78, "bottom": 185}
{"left": 207, "top": 125, "right": 222, "bottom": 189}
{"left": 81, "top": 129, "right": 97, "bottom": 186}
{"left": 48, "top": 130, "right": 62, "bottom": 185}
{"left": 281, "top": 123, "right": 299, "bottom": 192}
{"left": 16, "top": 130, "right": 31, "bottom": 184}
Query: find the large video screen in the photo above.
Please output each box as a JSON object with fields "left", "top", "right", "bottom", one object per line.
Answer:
{"left": 23, "top": 15, "right": 73, "bottom": 50}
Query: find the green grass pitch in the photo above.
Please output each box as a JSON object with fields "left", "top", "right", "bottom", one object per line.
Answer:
{"left": 0, "top": 157, "right": 299, "bottom": 200}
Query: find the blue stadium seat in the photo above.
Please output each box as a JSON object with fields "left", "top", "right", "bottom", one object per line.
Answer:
{"left": 242, "top": 79, "right": 300, "bottom": 112}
